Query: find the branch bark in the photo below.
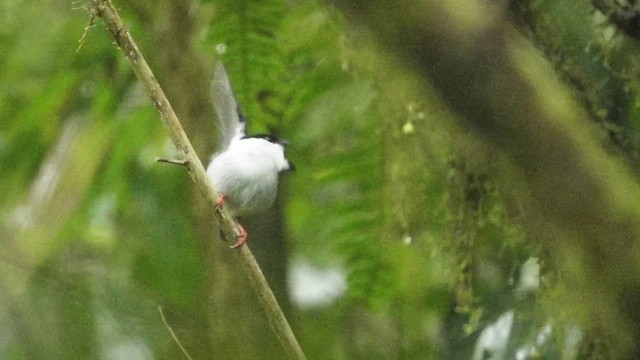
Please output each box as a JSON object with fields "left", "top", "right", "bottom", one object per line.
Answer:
{"left": 82, "top": 1, "right": 306, "bottom": 359}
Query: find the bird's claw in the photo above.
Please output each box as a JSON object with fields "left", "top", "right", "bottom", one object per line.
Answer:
{"left": 215, "top": 195, "right": 247, "bottom": 248}
{"left": 230, "top": 222, "right": 248, "bottom": 249}
{"left": 216, "top": 194, "right": 226, "bottom": 211}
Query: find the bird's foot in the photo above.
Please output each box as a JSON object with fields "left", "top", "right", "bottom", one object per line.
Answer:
{"left": 230, "top": 221, "right": 248, "bottom": 249}
{"left": 215, "top": 194, "right": 226, "bottom": 211}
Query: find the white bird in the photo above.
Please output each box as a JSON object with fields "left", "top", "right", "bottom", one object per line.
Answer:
{"left": 206, "top": 62, "right": 294, "bottom": 248}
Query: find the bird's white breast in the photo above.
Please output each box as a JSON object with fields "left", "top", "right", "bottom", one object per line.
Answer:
{"left": 207, "top": 138, "right": 284, "bottom": 216}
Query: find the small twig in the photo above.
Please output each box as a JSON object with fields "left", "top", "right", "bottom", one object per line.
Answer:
{"left": 158, "top": 306, "right": 195, "bottom": 360}
{"left": 76, "top": 5, "right": 97, "bottom": 52}
{"left": 155, "top": 157, "right": 190, "bottom": 166}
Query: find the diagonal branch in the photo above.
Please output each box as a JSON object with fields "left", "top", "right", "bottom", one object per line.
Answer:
{"left": 82, "top": 1, "right": 306, "bottom": 359}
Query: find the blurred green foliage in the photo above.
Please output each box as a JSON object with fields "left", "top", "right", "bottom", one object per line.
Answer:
{"left": 3, "top": 0, "right": 640, "bottom": 359}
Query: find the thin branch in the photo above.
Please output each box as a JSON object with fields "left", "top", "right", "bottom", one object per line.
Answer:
{"left": 76, "top": 8, "right": 97, "bottom": 52}
{"left": 155, "top": 157, "right": 190, "bottom": 166}
{"left": 82, "top": 1, "right": 306, "bottom": 359}
{"left": 158, "top": 306, "right": 195, "bottom": 360}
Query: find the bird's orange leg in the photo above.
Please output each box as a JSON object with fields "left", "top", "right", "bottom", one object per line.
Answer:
{"left": 230, "top": 221, "right": 248, "bottom": 249}
{"left": 215, "top": 195, "right": 247, "bottom": 248}
{"left": 215, "top": 194, "right": 226, "bottom": 211}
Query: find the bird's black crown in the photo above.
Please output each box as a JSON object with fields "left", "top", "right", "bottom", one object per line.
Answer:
{"left": 243, "top": 133, "right": 289, "bottom": 147}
